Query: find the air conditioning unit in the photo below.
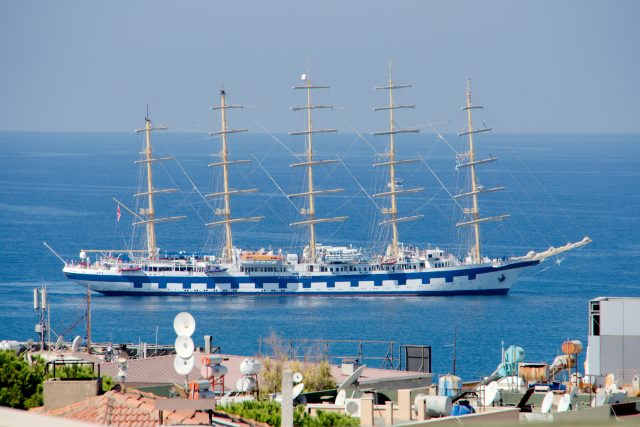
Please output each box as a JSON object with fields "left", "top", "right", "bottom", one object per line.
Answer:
{"left": 344, "top": 398, "right": 361, "bottom": 417}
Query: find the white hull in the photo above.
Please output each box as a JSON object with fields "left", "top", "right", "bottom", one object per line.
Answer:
{"left": 64, "top": 259, "right": 539, "bottom": 296}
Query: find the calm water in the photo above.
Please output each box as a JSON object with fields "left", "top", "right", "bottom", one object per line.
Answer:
{"left": 0, "top": 131, "right": 638, "bottom": 380}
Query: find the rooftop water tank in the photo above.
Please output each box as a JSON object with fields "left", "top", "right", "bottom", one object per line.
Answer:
{"left": 561, "top": 340, "right": 583, "bottom": 354}
{"left": 504, "top": 346, "right": 526, "bottom": 365}
{"left": 438, "top": 374, "right": 462, "bottom": 397}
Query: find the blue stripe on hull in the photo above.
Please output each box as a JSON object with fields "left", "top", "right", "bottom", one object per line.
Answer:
{"left": 65, "top": 260, "right": 538, "bottom": 287}
{"left": 95, "top": 288, "right": 511, "bottom": 297}
{"left": 64, "top": 260, "right": 538, "bottom": 296}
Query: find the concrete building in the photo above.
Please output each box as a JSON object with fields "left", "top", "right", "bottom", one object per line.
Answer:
{"left": 585, "top": 297, "right": 640, "bottom": 386}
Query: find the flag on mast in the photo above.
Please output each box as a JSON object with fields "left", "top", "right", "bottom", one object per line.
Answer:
{"left": 116, "top": 205, "right": 121, "bottom": 222}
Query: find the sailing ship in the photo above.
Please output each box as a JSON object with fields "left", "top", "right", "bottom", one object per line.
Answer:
{"left": 62, "top": 76, "right": 590, "bottom": 295}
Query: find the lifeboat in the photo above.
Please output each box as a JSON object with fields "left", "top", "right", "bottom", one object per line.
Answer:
{"left": 205, "top": 265, "right": 228, "bottom": 274}
{"left": 118, "top": 266, "right": 142, "bottom": 272}
{"left": 240, "top": 251, "right": 284, "bottom": 265}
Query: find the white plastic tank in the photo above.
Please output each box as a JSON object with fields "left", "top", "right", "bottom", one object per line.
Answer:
{"left": 201, "top": 364, "right": 228, "bottom": 379}
{"left": 417, "top": 395, "right": 452, "bottom": 417}
{"left": 0, "top": 340, "right": 21, "bottom": 351}
{"left": 236, "top": 376, "right": 257, "bottom": 392}
{"left": 240, "top": 358, "right": 262, "bottom": 376}
{"left": 438, "top": 374, "right": 462, "bottom": 397}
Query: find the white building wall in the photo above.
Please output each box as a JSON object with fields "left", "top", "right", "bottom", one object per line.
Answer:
{"left": 588, "top": 297, "right": 640, "bottom": 385}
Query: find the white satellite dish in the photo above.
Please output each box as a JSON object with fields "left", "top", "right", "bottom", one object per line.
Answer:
{"left": 337, "top": 364, "right": 366, "bottom": 393}
{"left": 335, "top": 389, "right": 347, "bottom": 405}
{"left": 173, "top": 312, "right": 196, "bottom": 337}
{"left": 300, "top": 74, "right": 307, "bottom": 81}
{"left": 175, "top": 335, "right": 195, "bottom": 359}
{"left": 71, "top": 336, "right": 82, "bottom": 352}
{"left": 293, "top": 372, "right": 304, "bottom": 384}
{"left": 174, "top": 354, "right": 195, "bottom": 375}
{"left": 54, "top": 335, "right": 64, "bottom": 350}
{"left": 292, "top": 383, "right": 305, "bottom": 400}
{"left": 482, "top": 381, "right": 499, "bottom": 407}
{"left": 541, "top": 391, "right": 554, "bottom": 414}
{"left": 557, "top": 393, "right": 571, "bottom": 412}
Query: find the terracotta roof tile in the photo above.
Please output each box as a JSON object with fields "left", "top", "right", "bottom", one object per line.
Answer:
{"left": 36, "top": 389, "right": 263, "bottom": 426}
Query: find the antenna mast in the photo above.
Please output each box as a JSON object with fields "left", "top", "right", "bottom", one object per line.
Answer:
{"left": 373, "top": 66, "right": 423, "bottom": 259}
{"left": 289, "top": 74, "right": 347, "bottom": 263}
{"left": 86, "top": 285, "right": 91, "bottom": 354}
{"left": 133, "top": 115, "right": 186, "bottom": 258}
{"left": 207, "top": 89, "right": 263, "bottom": 262}
{"left": 455, "top": 80, "right": 508, "bottom": 263}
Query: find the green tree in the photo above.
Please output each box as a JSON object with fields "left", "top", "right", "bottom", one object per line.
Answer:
{"left": 0, "top": 350, "right": 46, "bottom": 409}
{"left": 0, "top": 350, "right": 114, "bottom": 409}
{"left": 221, "top": 400, "right": 359, "bottom": 427}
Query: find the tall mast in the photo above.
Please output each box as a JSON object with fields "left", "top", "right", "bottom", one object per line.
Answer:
{"left": 289, "top": 74, "right": 347, "bottom": 263}
{"left": 207, "top": 89, "right": 263, "bottom": 262}
{"left": 133, "top": 114, "right": 186, "bottom": 258}
{"left": 455, "top": 79, "right": 509, "bottom": 263}
{"left": 372, "top": 67, "right": 423, "bottom": 259}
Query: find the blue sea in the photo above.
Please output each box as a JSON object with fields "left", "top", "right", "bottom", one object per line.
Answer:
{"left": 0, "top": 131, "right": 638, "bottom": 381}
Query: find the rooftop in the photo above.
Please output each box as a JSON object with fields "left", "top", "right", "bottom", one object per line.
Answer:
{"left": 31, "top": 389, "right": 266, "bottom": 427}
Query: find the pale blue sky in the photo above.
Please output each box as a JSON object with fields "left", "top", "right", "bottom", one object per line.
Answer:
{"left": 0, "top": 0, "right": 638, "bottom": 133}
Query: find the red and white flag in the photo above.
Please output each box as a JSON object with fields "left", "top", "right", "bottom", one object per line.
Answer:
{"left": 116, "top": 205, "right": 121, "bottom": 222}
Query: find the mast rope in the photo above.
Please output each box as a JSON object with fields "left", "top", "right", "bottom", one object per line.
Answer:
{"left": 335, "top": 109, "right": 380, "bottom": 154}
{"left": 251, "top": 116, "right": 303, "bottom": 161}
{"left": 478, "top": 105, "right": 586, "bottom": 241}
{"left": 418, "top": 155, "right": 465, "bottom": 211}
{"left": 415, "top": 109, "right": 458, "bottom": 154}
{"left": 250, "top": 154, "right": 299, "bottom": 211}
{"left": 336, "top": 155, "right": 381, "bottom": 211}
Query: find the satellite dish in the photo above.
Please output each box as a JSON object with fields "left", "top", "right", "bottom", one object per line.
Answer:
{"left": 335, "top": 390, "right": 347, "bottom": 405}
{"left": 54, "top": 335, "right": 64, "bottom": 350}
{"left": 557, "top": 393, "right": 571, "bottom": 412}
{"left": 292, "top": 383, "right": 305, "bottom": 400}
{"left": 174, "top": 354, "right": 195, "bottom": 375}
{"left": 175, "top": 335, "right": 195, "bottom": 359}
{"left": 293, "top": 372, "right": 304, "bottom": 384}
{"left": 337, "top": 364, "right": 367, "bottom": 393}
{"left": 541, "top": 391, "right": 554, "bottom": 414}
{"left": 173, "top": 312, "right": 196, "bottom": 337}
{"left": 301, "top": 74, "right": 307, "bottom": 81}
{"left": 71, "top": 336, "right": 82, "bottom": 352}
{"left": 482, "top": 381, "right": 499, "bottom": 407}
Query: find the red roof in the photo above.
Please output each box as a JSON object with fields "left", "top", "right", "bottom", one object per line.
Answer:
{"left": 34, "top": 389, "right": 266, "bottom": 426}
